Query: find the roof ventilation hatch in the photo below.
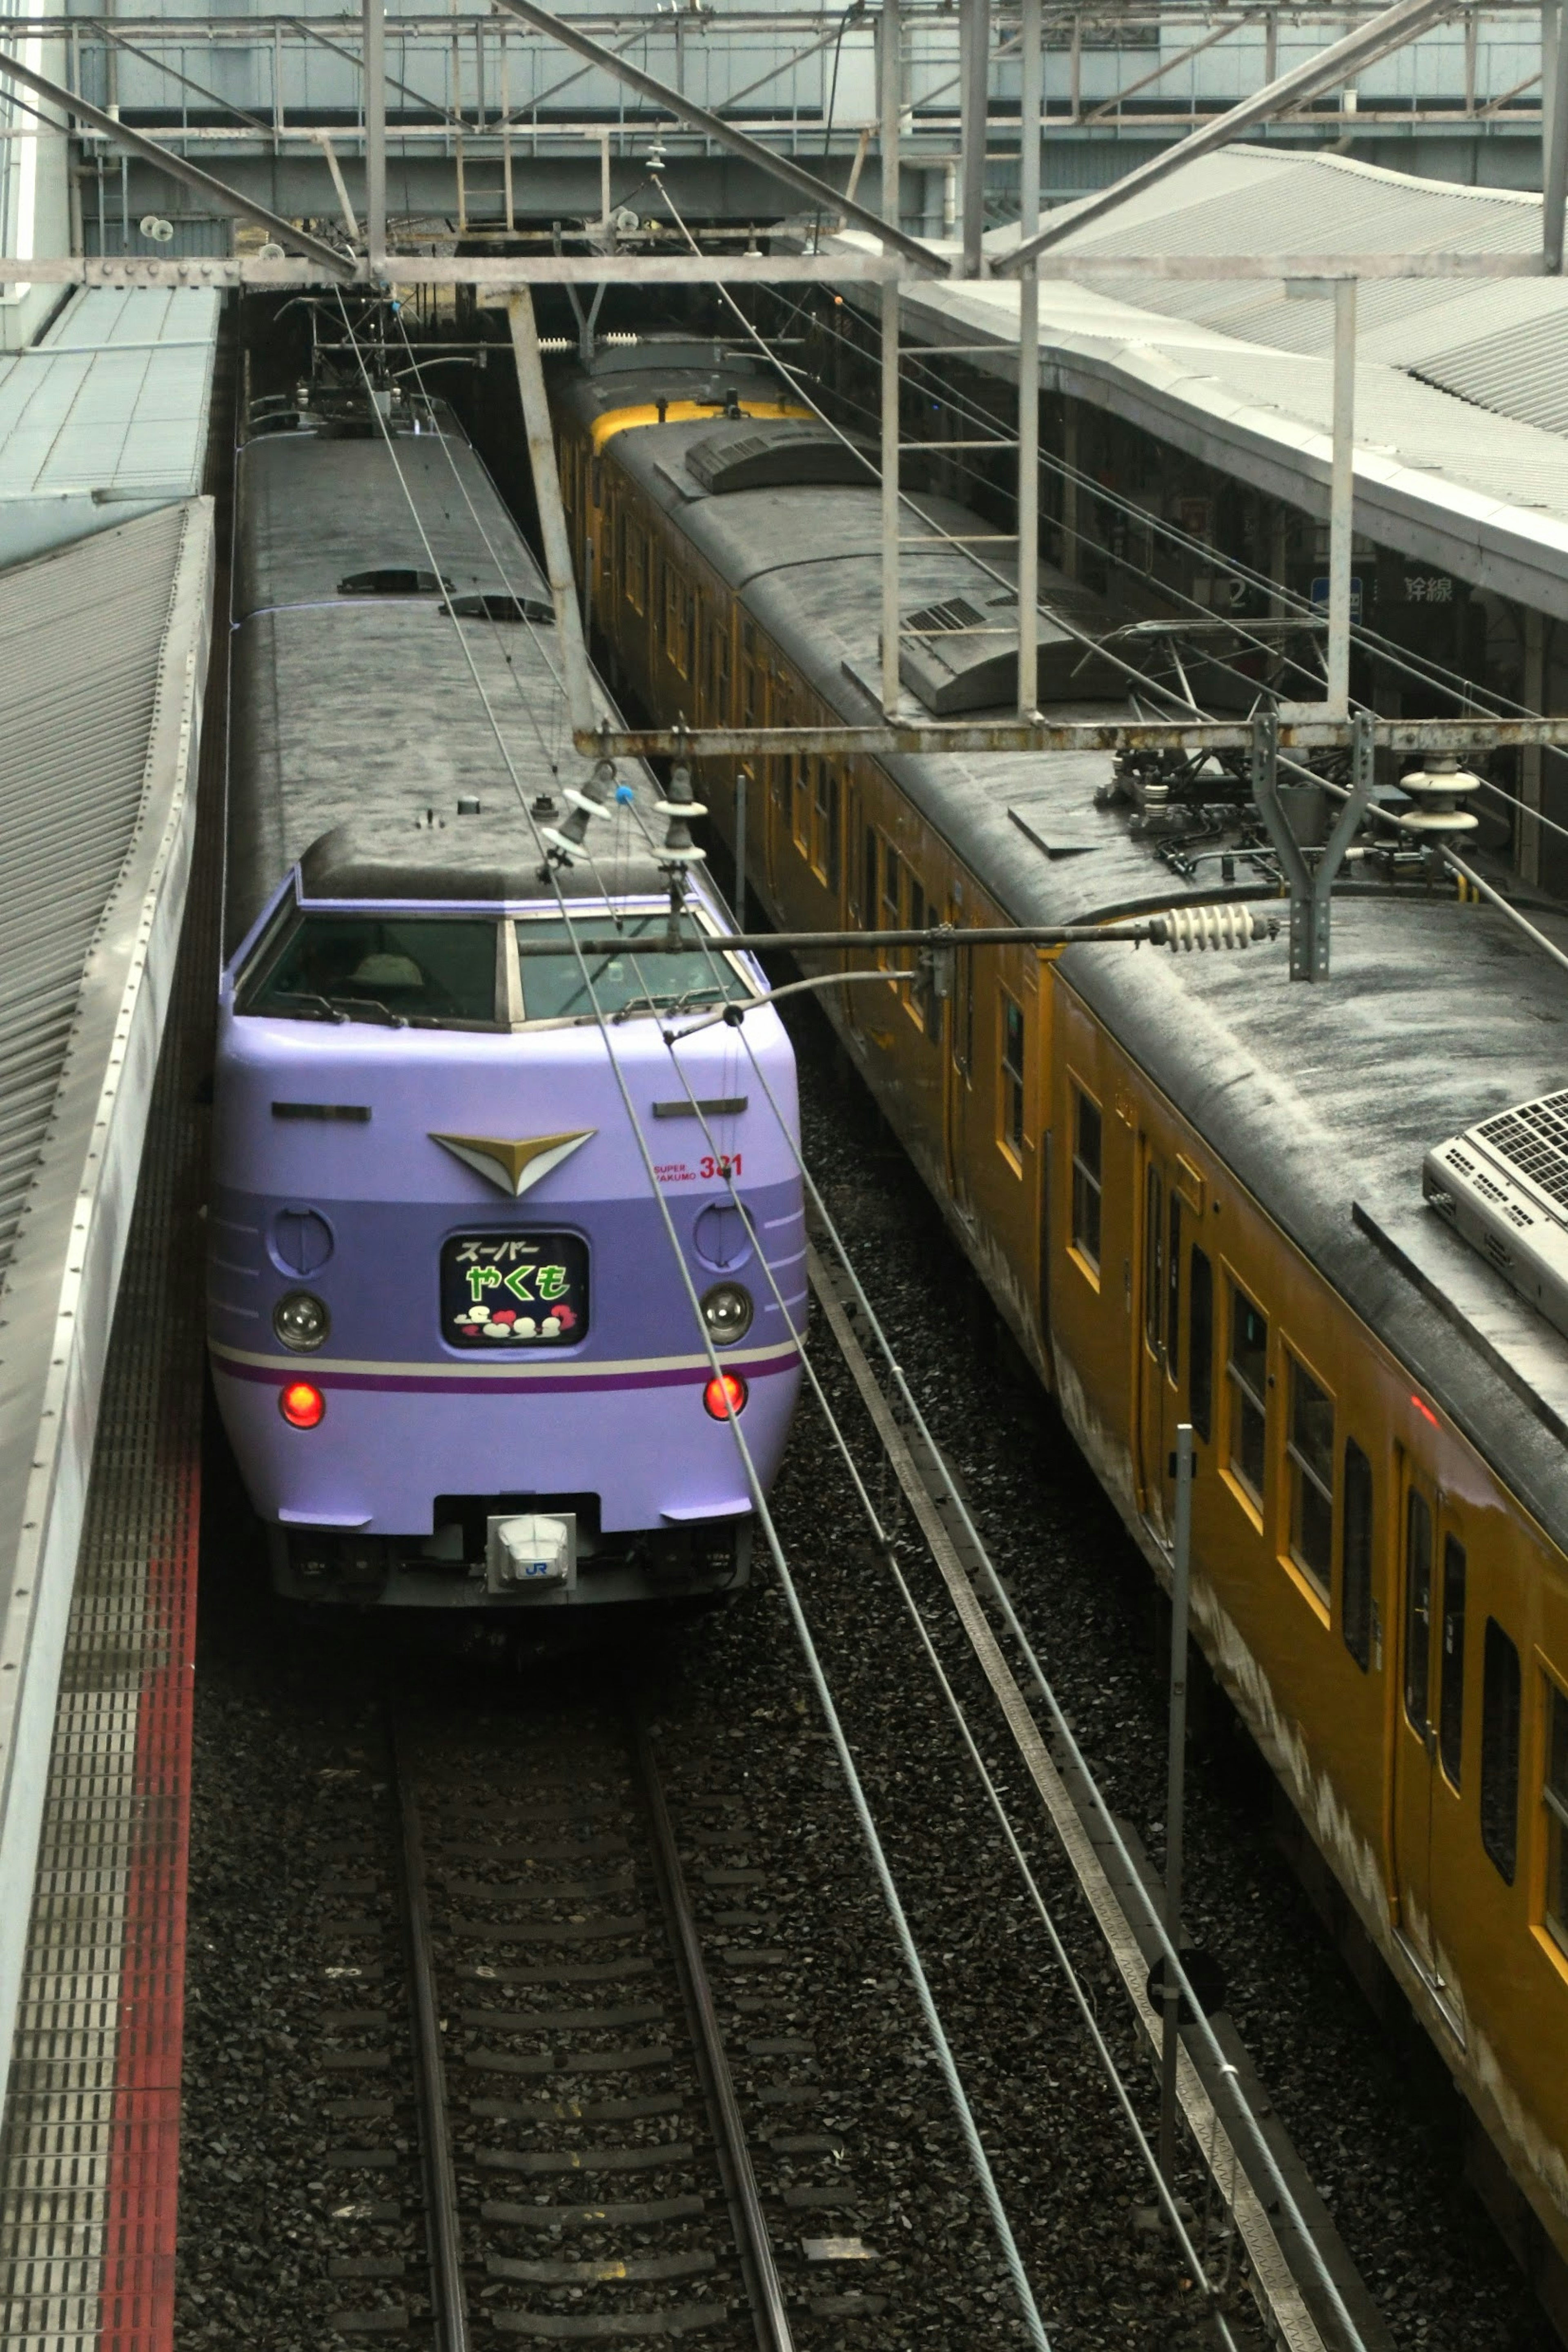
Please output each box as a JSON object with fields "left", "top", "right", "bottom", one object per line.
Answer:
{"left": 686, "top": 421, "right": 875, "bottom": 493}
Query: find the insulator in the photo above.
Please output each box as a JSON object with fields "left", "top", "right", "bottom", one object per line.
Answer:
{"left": 549, "top": 757, "right": 617, "bottom": 858}
{"left": 659, "top": 761, "right": 707, "bottom": 868}
{"left": 1160, "top": 903, "right": 1262, "bottom": 953}
{"left": 1395, "top": 753, "right": 1481, "bottom": 835}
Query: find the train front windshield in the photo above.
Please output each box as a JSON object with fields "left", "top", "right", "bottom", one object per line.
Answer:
{"left": 241, "top": 914, "right": 500, "bottom": 1026}
{"left": 515, "top": 912, "right": 750, "bottom": 1023}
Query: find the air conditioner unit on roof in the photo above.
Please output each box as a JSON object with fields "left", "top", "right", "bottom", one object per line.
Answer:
{"left": 1424, "top": 1090, "right": 1568, "bottom": 1341}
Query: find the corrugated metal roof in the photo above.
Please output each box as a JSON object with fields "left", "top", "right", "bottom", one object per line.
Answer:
{"left": 0, "top": 286, "right": 217, "bottom": 563}
{"left": 0, "top": 500, "right": 199, "bottom": 1291}
{"left": 1011, "top": 147, "right": 1568, "bottom": 438}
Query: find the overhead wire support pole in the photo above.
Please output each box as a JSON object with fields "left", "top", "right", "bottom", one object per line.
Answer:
{"left": 486, "top": 0, "right": 944, "bottom": 276}
{"left": 1158, "top": 1422, "right": 1194, "bottom": 2198}
{"left": 1251, "top": 705, "right": 1373, "bottom": 980}
{"left": 1545, "top": 0, "right": 1568, "bottom": 269}
{"left": 960, "top": 0, "right": 990, "bottom": 278}
{"left": 508, "top": 289, "right": 600, "bottom": 747}
{"left": 1327, "top": 276, "right": 1356, "bottom": 719}
{"left": 0, "top": 40, "right": 354, "bottom": 276}
{"left": 996, "top": 0, "right": 1455, "bottom": 271}
{"left": 1016, "top": 0, "right": 1041, "bottom": 718}
{"left": 880, "top": 0, "right": 902, "bottom": 718}
{"left": 363, "top": 0, "right": 386, "bottom": 270}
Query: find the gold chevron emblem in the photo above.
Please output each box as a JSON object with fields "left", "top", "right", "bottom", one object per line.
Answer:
{"left": 430, "top": 1128, "right": 596, "bottom": 1198}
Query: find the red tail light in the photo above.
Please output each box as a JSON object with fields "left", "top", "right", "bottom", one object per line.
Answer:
{"left": 280, "top": 1379, "right": 325, "bottom": 1429}
{"left": 703, "top": 1371, "right": 748, "bottom": 1421}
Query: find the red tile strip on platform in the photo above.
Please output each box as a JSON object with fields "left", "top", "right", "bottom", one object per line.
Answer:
{"left": 96, "top": 1487, "right": 200, "bottom": 2352}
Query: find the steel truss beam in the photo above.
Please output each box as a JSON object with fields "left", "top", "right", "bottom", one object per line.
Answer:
{"left": 0, "top": 245, "right": 1550, "bottom": 289}
{"left": 487, "top": 0, "right": 947, "bottom": 274}
{"left": 579, "top": 718, "right": 1568, "bottom": 756}
{"left": 0, "top": 43, "right": 354, "bottom": 275}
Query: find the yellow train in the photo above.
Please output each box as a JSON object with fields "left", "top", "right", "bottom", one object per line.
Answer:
{"left": 553, "top": 337, "right": 1568, "bottom": 2324}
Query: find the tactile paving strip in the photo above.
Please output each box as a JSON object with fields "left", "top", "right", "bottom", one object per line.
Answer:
{"left": 0, "top": 341, "right": 229, "bottom": 2352}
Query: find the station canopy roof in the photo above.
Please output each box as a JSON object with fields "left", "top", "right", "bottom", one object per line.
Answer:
{"left": 837, "top": 149, "right": 1568, "bottom": 620}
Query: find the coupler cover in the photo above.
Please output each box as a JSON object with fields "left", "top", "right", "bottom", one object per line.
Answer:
{"left": 486, "top": 1512, "right": 577, "bottom": 1596}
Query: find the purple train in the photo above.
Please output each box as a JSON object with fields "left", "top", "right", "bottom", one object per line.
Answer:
{"left": 209, "top": 368, "right": 803, "bottom": 1608}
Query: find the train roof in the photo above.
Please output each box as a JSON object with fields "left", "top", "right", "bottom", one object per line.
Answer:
{"left": 229, "top": 424, "right": 664, "bottom": 941}
{"left": 574, "top": 366, "right": 1568, "bottom": 1550}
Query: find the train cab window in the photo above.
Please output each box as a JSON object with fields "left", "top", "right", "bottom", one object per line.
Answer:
{"left": 1226, "top": 1286, "right": 1268, "bottom": 1507}
{"left": 240, "top": 914, "right": 500, "bottom": 1027}
{"left": 1341, "top": 1439, "right": 1374, "bottom": 1670}
{"left": 1480, "top": 1619, "right": 1521, "bottom": 1882}
{"left": 1000, "top": 993, "right": 1025, "bottom": 1159}
{"left": 1188, "top": 1246, "right": 1213, "bottom": 1441}
{"left": 514, "top": 911, "right": 748, "bottom": 1023}
{"left": 1070, "top": 1088, "right": 1102, "bottom": 1273}
{"left": 1438, "top": 1536, "right": 1467, "bottom": 1788}
{"left": 1285, "top": 1355, "right": 1334, "bottom": 1599}
{"left": 1545, "top": 1680, "right": 1568, "bottom": 1953}
{"left": 1403, "top": 1490, "right": 1434, "bottom": 1735}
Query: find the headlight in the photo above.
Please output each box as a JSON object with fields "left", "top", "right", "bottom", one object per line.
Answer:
{"left": 701, "top": 1282, "right": 753, "bottom": 1346}
{"left": 274, "top": 1290, "right": 330, "bottom": 1351}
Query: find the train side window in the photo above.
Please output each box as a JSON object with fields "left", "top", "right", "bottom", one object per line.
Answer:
{"left": 1143, "top": 1164, "right": 1163, "bottom": 1355}
{"left": 1285, "top": 1354, "right": 1333, "bottom": 1600}
{"left": 1225, "top": 1285, "right": 1268, "bottom": 1507}
{"left": 1545, "top": 1678, "right": 1568, "bottom": 1953}
{"left": 1188, "top": 1247, "right": 1213, "bottom": 1441}
{"left": 1438, "top": 1536, "right": 1467, "bottom": 1788}
{"left": 791, "top": 757, "right": 811, "bottom": 855}
{"left": 1403, "top": 1489, "right": 1434, "bottom": 1735}
{"left": 1070, "top": 1088, "right": 1102, "bottom": 1274}
{"left": 880, "top": 840, "right": 902, "bottom": 973}
{"left": 1000, "top": 993, "right": 1025, "bottom": 1160}
{"left": 624, "top": 516, "right": 646, "bottom": 615}
{"left": 814, "top": 763, "right": 841, "bottom": 892}
{"left": 863, "top": 826, "right": 878, "bottom": 927}
{"left": 1166, "top": 1197, "right": 1182, "bottom": 1386}
{"left": 1341, "top": 1439, "right": 1374, "bottom": 1671}
{"left": 1480, "top": 1619, "right": 1521, "bottom": 1883}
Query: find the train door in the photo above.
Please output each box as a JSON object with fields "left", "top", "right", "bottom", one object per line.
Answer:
{"left": 1135, "top": 1140, "right": 1185, "bottom": 1543}
{"left": 1392, "top": 1453, "right": 1468, "bottom": 2034}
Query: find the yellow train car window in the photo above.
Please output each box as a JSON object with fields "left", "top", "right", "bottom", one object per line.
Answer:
{"left": 1188, "top": 1246, "right": 1213, "bottom": 1440}
{"left": 1404, "top": 1490, "right": 1434, "bottom": 1734}
{"left": 813, "top": 763, "right": 841, "bottom": 892}
{"left": 880, "top": 839, "right": 902, "bottom": 972}
{"left": 1286, "top": 1355, "right": 1334, "bottom": 1599}
{"left": 791, "top": 756, "right": 812, "bottom": 856}
{"left": 1341, "top": 1439, "right": 1374, "bottom": 1671}
{"left": 1226, "top": 1286, "right": 1268, "bottom": 1506}
{"left": 1439, "top": 1536, "right": 1467, "bottom": 1788}
{"left": 624, "top": 515, "right": 646, "bottom": 615}
{"left": 1546, "top": 1680, "right": 1568, "bottom": 1952}
{"left": 1000, "top": 993, "right": 1025, "bottom": 1159}
{"left": 1143, "top": 1164, "right": 1163, "bottom": 1356}
{"left": 1166, "top": 1196, "right": 1182, "bottom": 1384}
{"left": 1481, "top": 1619, "right": 1521, "bottom": 1883}
{"left": 1071, "top": 1088, "right": 1102, "bottom": 1272}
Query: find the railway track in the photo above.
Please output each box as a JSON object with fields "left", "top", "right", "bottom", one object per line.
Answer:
{"left": 311, "top": 1690, "right": 881, "bottom": 2348}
